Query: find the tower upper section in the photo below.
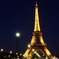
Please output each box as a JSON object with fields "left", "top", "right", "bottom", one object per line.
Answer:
{"left": 34, "top": 3, "right": 41, "bottom": 31}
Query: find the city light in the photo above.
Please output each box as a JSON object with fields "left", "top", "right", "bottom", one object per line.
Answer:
{"left": 20, "top": 53, "right": 22, "bottom": 56}
{"left": 1, "top": 49, "right": 3, "bottom": 52}
{"left": 16, "top": 32, "right": 20, "bottom": 37}
{"left": 16, "top": 52, "right": 18, "bottom": 55}
{"left": 8, "top": 55, "right": 10, "bottom": 57}
{"left": 17, "top": 55, "right": 19, "bottom": 57}
{"left": 10, "top": 51, "right": 12, "bottom": 54}
{"left": 34, "top": 51, "right": 41, "bottom": 58}
{"left": 28, "top": 44, "right": 30, "bottom": 48}
{"left": 32, "top": 49, "right": 35, "bottom": 52}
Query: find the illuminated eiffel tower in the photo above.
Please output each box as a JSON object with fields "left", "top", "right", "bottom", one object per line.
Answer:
{"left": 23, "top": 3, "right": 51, "bottom": 58}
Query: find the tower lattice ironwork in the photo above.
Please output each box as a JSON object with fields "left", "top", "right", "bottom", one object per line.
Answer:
{"left": 23, "top": 3, "right": 51, "bottom": 58}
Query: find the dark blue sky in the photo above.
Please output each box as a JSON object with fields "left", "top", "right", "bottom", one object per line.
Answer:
{"left": 0, "top": 0, "right": 59, "bottom": 56}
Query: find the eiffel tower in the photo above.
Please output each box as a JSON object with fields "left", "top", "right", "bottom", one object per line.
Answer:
{"left": 23, "top": 3, "right": 51, "bottom": 58}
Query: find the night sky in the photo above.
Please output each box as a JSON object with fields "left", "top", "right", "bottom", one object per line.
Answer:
{"left": 0, "top": 0, "right": 59, "bottom": 56}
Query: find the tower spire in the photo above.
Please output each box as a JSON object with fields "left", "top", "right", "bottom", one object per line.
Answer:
{"left": 23, "top": 2, "right": 52, "bottom": 58}
{"left": 34, "top": 2, "right": 41, "bottom": 31}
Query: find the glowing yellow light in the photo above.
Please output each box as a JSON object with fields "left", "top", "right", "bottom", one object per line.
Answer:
{"left": 36, "top": 2, "right": 38, "bottom": 6}
{"left": 34, "top": 51, "right": 41, "bottom": 58}
{"left": 1, "top": 49, "right": 3, "bottom": 51}
{"left": 20, "top": 53, "right": 22, "bottom": 56}
{"left": 40, "top": 36, "right": 45, "bottom": 45}
{"left": 17, "top": 58, "right": 20, "bottom": 59}
{"left": 17, "top": 55, "right": 19, "bottom": 57}
{"left": 32, "top": 49, "right": 35, "bottom": 52}
{"left": 10, "top": 51, "right": 12, "bottom": 54}
{"left": 34, "top": 3, "right": 40, "bottom": 31}
{"left": 16, "top": 32, "right": 20, "bottom": 37}
{"left": 34, "top": 51, "right": 36, "bottom": 53}
{"left": 44, "top": 48, "right": 51, "bottom": 56}
{"left": 23, "top": 49, "right": 30, "bottom": 57}
{"left": 8, "top": 55, "right": 10, "bottom": 57}
{"left": 31, "top": 36, "right": 36, "bottom": 45}
{"left": 28, "top": 44, "right": 30, "bottom": 48}
{"left": 16, "top": 52, "right": 18, "bottom": 55}
{"left": 23, "top": 3, "right": 52, "bottom": 58}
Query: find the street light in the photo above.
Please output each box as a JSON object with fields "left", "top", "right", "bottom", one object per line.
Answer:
{"left": 1, "top": 49, "right": 3, "bottom": 52}
{"left": 16, "top": 32, "right": 20, "bottom": 53}
{"left": 16, "top": 32, "right": 20, "bottom": 37}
